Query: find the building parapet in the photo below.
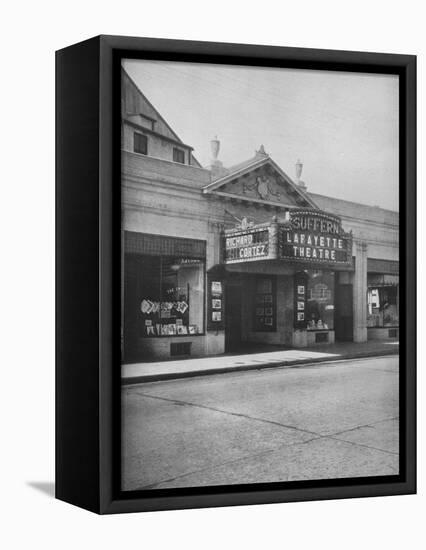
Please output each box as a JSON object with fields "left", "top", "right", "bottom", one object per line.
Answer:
{"left": 122, "top": 150, "right": 211, "bottom": 188}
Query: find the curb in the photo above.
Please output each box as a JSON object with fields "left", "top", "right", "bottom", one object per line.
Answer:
{"left": 121, "top": 348, "right": 399, "bottom": 386}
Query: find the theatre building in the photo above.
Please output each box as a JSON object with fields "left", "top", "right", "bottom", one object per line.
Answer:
{"left": 121, "top": 69, "right": 399, "bottom": 363}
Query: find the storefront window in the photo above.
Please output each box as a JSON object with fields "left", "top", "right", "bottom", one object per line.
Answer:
{"left": 306, "top": 270, "right": 335, "bottom": 330}
{"left": 367, "top": 274, "right": 399, "bottom": 327}
{"left": 129, "top": 254, "right": 205, "bottom": 337}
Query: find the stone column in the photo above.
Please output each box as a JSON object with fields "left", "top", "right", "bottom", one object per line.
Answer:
{"left": 352, "top": 240, "right": 368, "bottom": 342}
{"left": 207, "top": 221, "right": 222, "bottom": 269}
{"left": 206, "top": 221, "right": 225, "bottom": 356}
{"left": 268, "top": 217, "right": 279, "bottom": 259}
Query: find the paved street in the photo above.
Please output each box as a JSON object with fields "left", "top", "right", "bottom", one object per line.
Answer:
{"left": 122, "top": 355, "right": 399, "bottom": 491}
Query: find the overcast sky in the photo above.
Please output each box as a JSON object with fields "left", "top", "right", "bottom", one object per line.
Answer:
{"left": 123, "top": 59, "right": 399, "bottom": 212}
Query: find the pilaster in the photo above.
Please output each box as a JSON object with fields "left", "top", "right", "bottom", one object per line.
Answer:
{"left": 353, "top": 240, "right": 368, "bottom": 342}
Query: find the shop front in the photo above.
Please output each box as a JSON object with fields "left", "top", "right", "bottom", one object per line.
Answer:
{"left": 123, "top": 209, "right": 355, "bottom": 362}
{"left": 123, "top": 231, "right": 208, "bottom": 362}
{"left": 222, "top": 269, "right": 339, "bottom": 352}
{"left": 366, "top": 258, "right": 399, "bottom": 339}
{"left": 213, "top": 209, "right": 354, "bottom": 350}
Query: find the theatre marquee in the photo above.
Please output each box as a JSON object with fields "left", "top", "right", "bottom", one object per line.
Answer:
{"left": 223, "top": 210, "right": 353, "bottom": 268}
{"left": 224, "top": 226, "right": 270, "bottom": 264}
{"left": 279, "top": 210, "right": 353, "bottom": 267}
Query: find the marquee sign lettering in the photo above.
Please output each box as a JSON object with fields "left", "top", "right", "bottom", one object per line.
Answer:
{"left": 223, "top": 210, "right": 352, "bottom": 267}
{"left": 224, "top": 228, "right": 269, "bottom": 263}
{"left": 279, "top": 210, "right": 352, "bottom": 266}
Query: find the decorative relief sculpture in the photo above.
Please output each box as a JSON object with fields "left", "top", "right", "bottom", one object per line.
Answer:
{"left": 243, "top": 175, "right": 281, "bottom": 200}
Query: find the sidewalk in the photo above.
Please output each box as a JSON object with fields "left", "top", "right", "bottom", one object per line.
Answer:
{"left": 122, "top": 339, "right": 399, "bottom": 384}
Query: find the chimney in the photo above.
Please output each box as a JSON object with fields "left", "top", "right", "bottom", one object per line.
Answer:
{"left": 207, "top": 136, "right": 228, "bottom": 179}
{"left": 295, "top": 158, "right": 307, "bottom": 190}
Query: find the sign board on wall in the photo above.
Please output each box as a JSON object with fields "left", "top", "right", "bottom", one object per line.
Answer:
{"left": 279, "top": 210, "right": 352, "bottom": 267}
{"left": 224, "top": 228, "right": 269, "bottom": 264}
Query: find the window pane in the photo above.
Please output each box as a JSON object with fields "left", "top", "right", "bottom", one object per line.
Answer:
{"left": 134, "top": 132, "right": 147, "bottom": 155}
{"left": 173, "top": 147, "right": 185, "bottom": 164}
{"left": 367, "top": 273, "right": 399, "bottom": 328}
{"left": 367, "top": 285, "right": 399, "bottom": 327}
{"left": 174, "top": 260, "right": 204, "bottom": 333}
{"left": 135, "top": 254, "right": 204, "bottom": 337}
{"left": 306, "top": 270, "right": 334, "bottom": 330}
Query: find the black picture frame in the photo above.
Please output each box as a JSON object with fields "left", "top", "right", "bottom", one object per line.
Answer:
{"left": 56, "top": 35, "right": 416, "bottom": 514}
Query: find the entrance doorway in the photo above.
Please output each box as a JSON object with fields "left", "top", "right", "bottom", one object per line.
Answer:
{"left": 225, "top": 283, "right": 242, "bottom": 352}
{"left": 335, "top": 283, "right": 353, "bottom": 341}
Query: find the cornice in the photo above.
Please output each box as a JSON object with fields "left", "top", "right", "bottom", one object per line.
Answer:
{"left": 122, "top": 201, "right": 226, "bottom": 225}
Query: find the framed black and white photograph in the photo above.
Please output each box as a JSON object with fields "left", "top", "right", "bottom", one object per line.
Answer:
{"left": 211, "top": 311, "right": 222, "bottom": 322}
{"left": 211, "top": 281, "right": 222, "bottom": 294}
{"left": 56, "top": 35, "right": 416, "bottom": 515}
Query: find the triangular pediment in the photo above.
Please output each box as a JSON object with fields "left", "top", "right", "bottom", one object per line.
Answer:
{"left": 202, "top": 156, "right": 318, "bottom": 210}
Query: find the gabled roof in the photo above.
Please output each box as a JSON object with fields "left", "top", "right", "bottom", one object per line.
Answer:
{"left": 224, "top": 155, "right": 265, "bottom": 175}
{"left": 121, "top": 68, "right": 202, "bottom": 168}
{"left": 202, "top": 152, "right": 318, "bottom": 209}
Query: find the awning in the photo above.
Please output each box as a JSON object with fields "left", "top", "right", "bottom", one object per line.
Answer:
{"left": 367, "top": 258, "right": 399, "bottom": 275}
